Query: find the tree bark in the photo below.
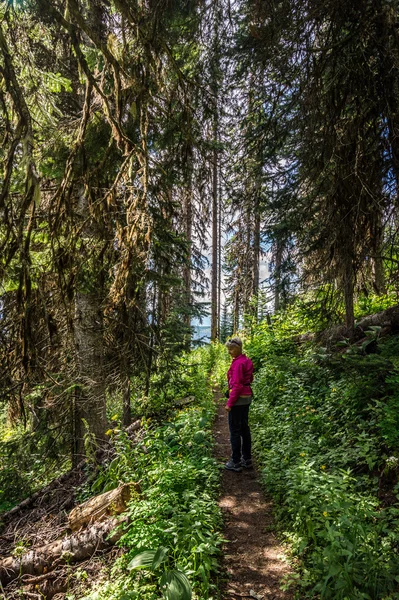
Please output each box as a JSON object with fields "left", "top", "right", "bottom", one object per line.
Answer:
{"left": 0, "top": 518, "right": 123, "bottom": 586}
{"left": 74, "top": 291, "right": 107, "bottom": 458}
{"left": 372, "top": 212, "right": 386, "bottom": 296}
{"left": 122, "top": 373, "right": 131, "bottom": 428}
{"left": 233, "top": 286, "right": 240, "bottom": 333}
{"left": 211, "top": 121, "right": 219, "bottom": 341}
{"left": 252, "top": 198, "right": 261, "bottom": 319}
{"left": 274, "top": 241, "right": 283, "bottom": 313}
{"left": 73, "top": 184, "right": 107, "bottom": 459}
{"left": 210, "top": 2, "right": 220, "bottom": 342}
{"left": 315, "top": 304, "right": 399, "bottom": 346}
{"left": 343, "top": 261, "right": 355, "bottom": 333}
{"left": 355, "top": 304, "right": 399, "bottom": 334}
{"left": 183, "top": 143, "right": 193, "bottom": 350}
{"left": 68, "top": 482, "right": 138, "bottom": 531}
{"left": 218, "top": 165, "right": 222, "bottom": 338}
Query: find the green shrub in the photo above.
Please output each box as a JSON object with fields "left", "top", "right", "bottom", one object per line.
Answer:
{"left": 210, "top": 308, "right": 399, "bottom": 599}
{"left": 80, "top": 348, "right": 224, "bottom": 600}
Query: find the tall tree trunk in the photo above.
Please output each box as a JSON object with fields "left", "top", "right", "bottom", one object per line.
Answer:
{"left": 252, "top": 196, "right": 261, "bottom": 320}
{"left": 243, "top": 203, "right": 252, "bottom": 315}
{"left": 344, "top": 271, "right": 355, "bottom": 333}
{"left": 145, "top": 284, "right": 156, "bottom": 397}
{"left": 73, "top": 187, "right": 107, "bottom": 460}
{"left": 183, "top": 144, "right": 193, "bottom": 350}
{"left": 122, "top": 365, "right": 131, "bottom": 428}
{"left": 381, "top": 5, "right": 399, "bottom": 201}
{"left": 211, "top": 120, "right": 219, "bottom": 341}
{"left": 274, "top": 241, "right": 283, "bottom": 313}
{"left": 233, "top": 286, "right": 240, "bottom": 333}
{"left": 372, "top": 212, "right": 386, "bottom": 296}
{"left": 74, "top": 291, "right": 107, "bottom": 459}
{"left": 210, "top": 2, "right": 220, "bottom": 342}
{"left": 217, "top": 166, "right": 222, "bottom": 338}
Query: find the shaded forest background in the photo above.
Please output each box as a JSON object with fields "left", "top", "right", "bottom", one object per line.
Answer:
{"left": 2, "top": 0, "right": 399, "bottom": 471}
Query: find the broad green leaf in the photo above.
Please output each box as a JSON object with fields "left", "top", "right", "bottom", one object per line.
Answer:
{"left": 328, "top": 563, "right": 341, "bottom": 576}
{"left": 152, "top": 546, "right": 168, "bottom": 569}
{"left": 128, "top": 549, "right": 157, "bottom": 571}
{"left": 362, "top": 340, "right": 373, "bottom": 350}
{"left": 160, "top": 570, "right": 191, "bottom": 600}
{"left": 193, "top": 430, "right": 206, "bottom": 443}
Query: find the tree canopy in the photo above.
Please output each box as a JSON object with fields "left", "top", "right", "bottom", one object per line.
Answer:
{"left": 1, "top": 0, "right": 399, "bottom": 459}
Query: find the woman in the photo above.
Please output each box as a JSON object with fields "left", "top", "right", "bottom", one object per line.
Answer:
{"left": 224, "top": 337, "right": 254, "bottom": 472}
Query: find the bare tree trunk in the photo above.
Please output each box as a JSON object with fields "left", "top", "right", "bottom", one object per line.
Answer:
{"left": 145, "top": 285, "right": 156, "bottom": 396}
{"left": 211, "top": 121, "right": 219, "bottom": 341}
{"left": 274, "top": 241, "right": 283, "bottom": 313}
{"left": 343, "top": 263, "right": 355, "bottom": 333}
{"left": 74, "top": 292, "right": 107, "bottom": 458}
{"left": 243, "top": 204, "right": 252, "bottom": 316}
{"left": 218, "top": 165, "right": 222, "bottom": 338}
{"left": 252, "top": 198, "right": 261, "bottom": 320}
{"left": 183, "top": 144, "right": 193, "bottom": 350}
{"left": 382, "top": 6, "right": 399, "bottom": 201}
{"left": 122, "top": 371, "right": 131, "bottom": 428}
{"left": 372, "top": 213, "right": 386, "bottom": 295}
{"left": 211, "top": 2, "right": 220, "bottom": 342}
{"left": 73, "top": 187, "right": 107, "bottom": 460}
{"left": 233, "top": 286, "right": 240, "bottom": 332}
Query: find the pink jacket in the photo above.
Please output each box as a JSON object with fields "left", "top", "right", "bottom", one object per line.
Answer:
{"left": 227, "top": 354, "right": 254, "bottom": 408}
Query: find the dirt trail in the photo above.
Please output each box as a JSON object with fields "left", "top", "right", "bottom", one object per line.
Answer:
{"left": 214, "top": 397, "right": 293, "bottom": 600}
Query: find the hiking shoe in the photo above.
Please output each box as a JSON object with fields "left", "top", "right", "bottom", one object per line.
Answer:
{"left": 241, "top": 458, "right": 253, "bottom": 469}
{"left": 224, "top": 459, "right": 242, "bottom": 472}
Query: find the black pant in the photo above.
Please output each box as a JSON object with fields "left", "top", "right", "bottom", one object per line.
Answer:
{"left": 228, "top": 404, "right": 251, "bottom": 464}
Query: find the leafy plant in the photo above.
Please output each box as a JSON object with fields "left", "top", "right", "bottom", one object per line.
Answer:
{"left": 211, "top": 314, "right": 399, "bottom": 599}
{"left": 128, "top": 547, "right": 191, "bottom": 600}
{"left": 77, "top": 347, "right": 224, "bottom": 600}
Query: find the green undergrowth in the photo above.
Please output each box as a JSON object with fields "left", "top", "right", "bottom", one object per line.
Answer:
{"left": 0, "top": 416, "right": 69, "bottom": 514}
{"left": 78, "top": 347, "right": 224, "bottom": 600}
{"left": 214, "top": 301, "right": 399, "bottom": 600}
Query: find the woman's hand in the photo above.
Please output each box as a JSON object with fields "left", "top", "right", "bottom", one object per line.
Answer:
{"left": 225, "top": 406, "right": 231, "bottom": 412}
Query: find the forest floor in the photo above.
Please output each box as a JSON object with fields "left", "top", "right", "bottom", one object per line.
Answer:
{"left": 0, "top": 454, "right": 122, "bottom": 599}
{"left": 214, "top": 395, "right": 294, "bottom": 600}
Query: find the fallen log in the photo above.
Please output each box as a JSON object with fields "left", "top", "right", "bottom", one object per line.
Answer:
{"left": 0, "top": 517, "right": 124, "bottom": 586}
{"left": 354, "top": 304, "right": 399, "bottom": 335}
{"left": 315, "top": 304, "right": 399, "bottom": 347}
{"left": 126, "top": 419, "right": 141, "bottom": 436}
{"left": 174, "top": 396, "right": 195, "bottom": 407}
{"left": 68, "top": 482, "right": 139, "bottom": 532}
